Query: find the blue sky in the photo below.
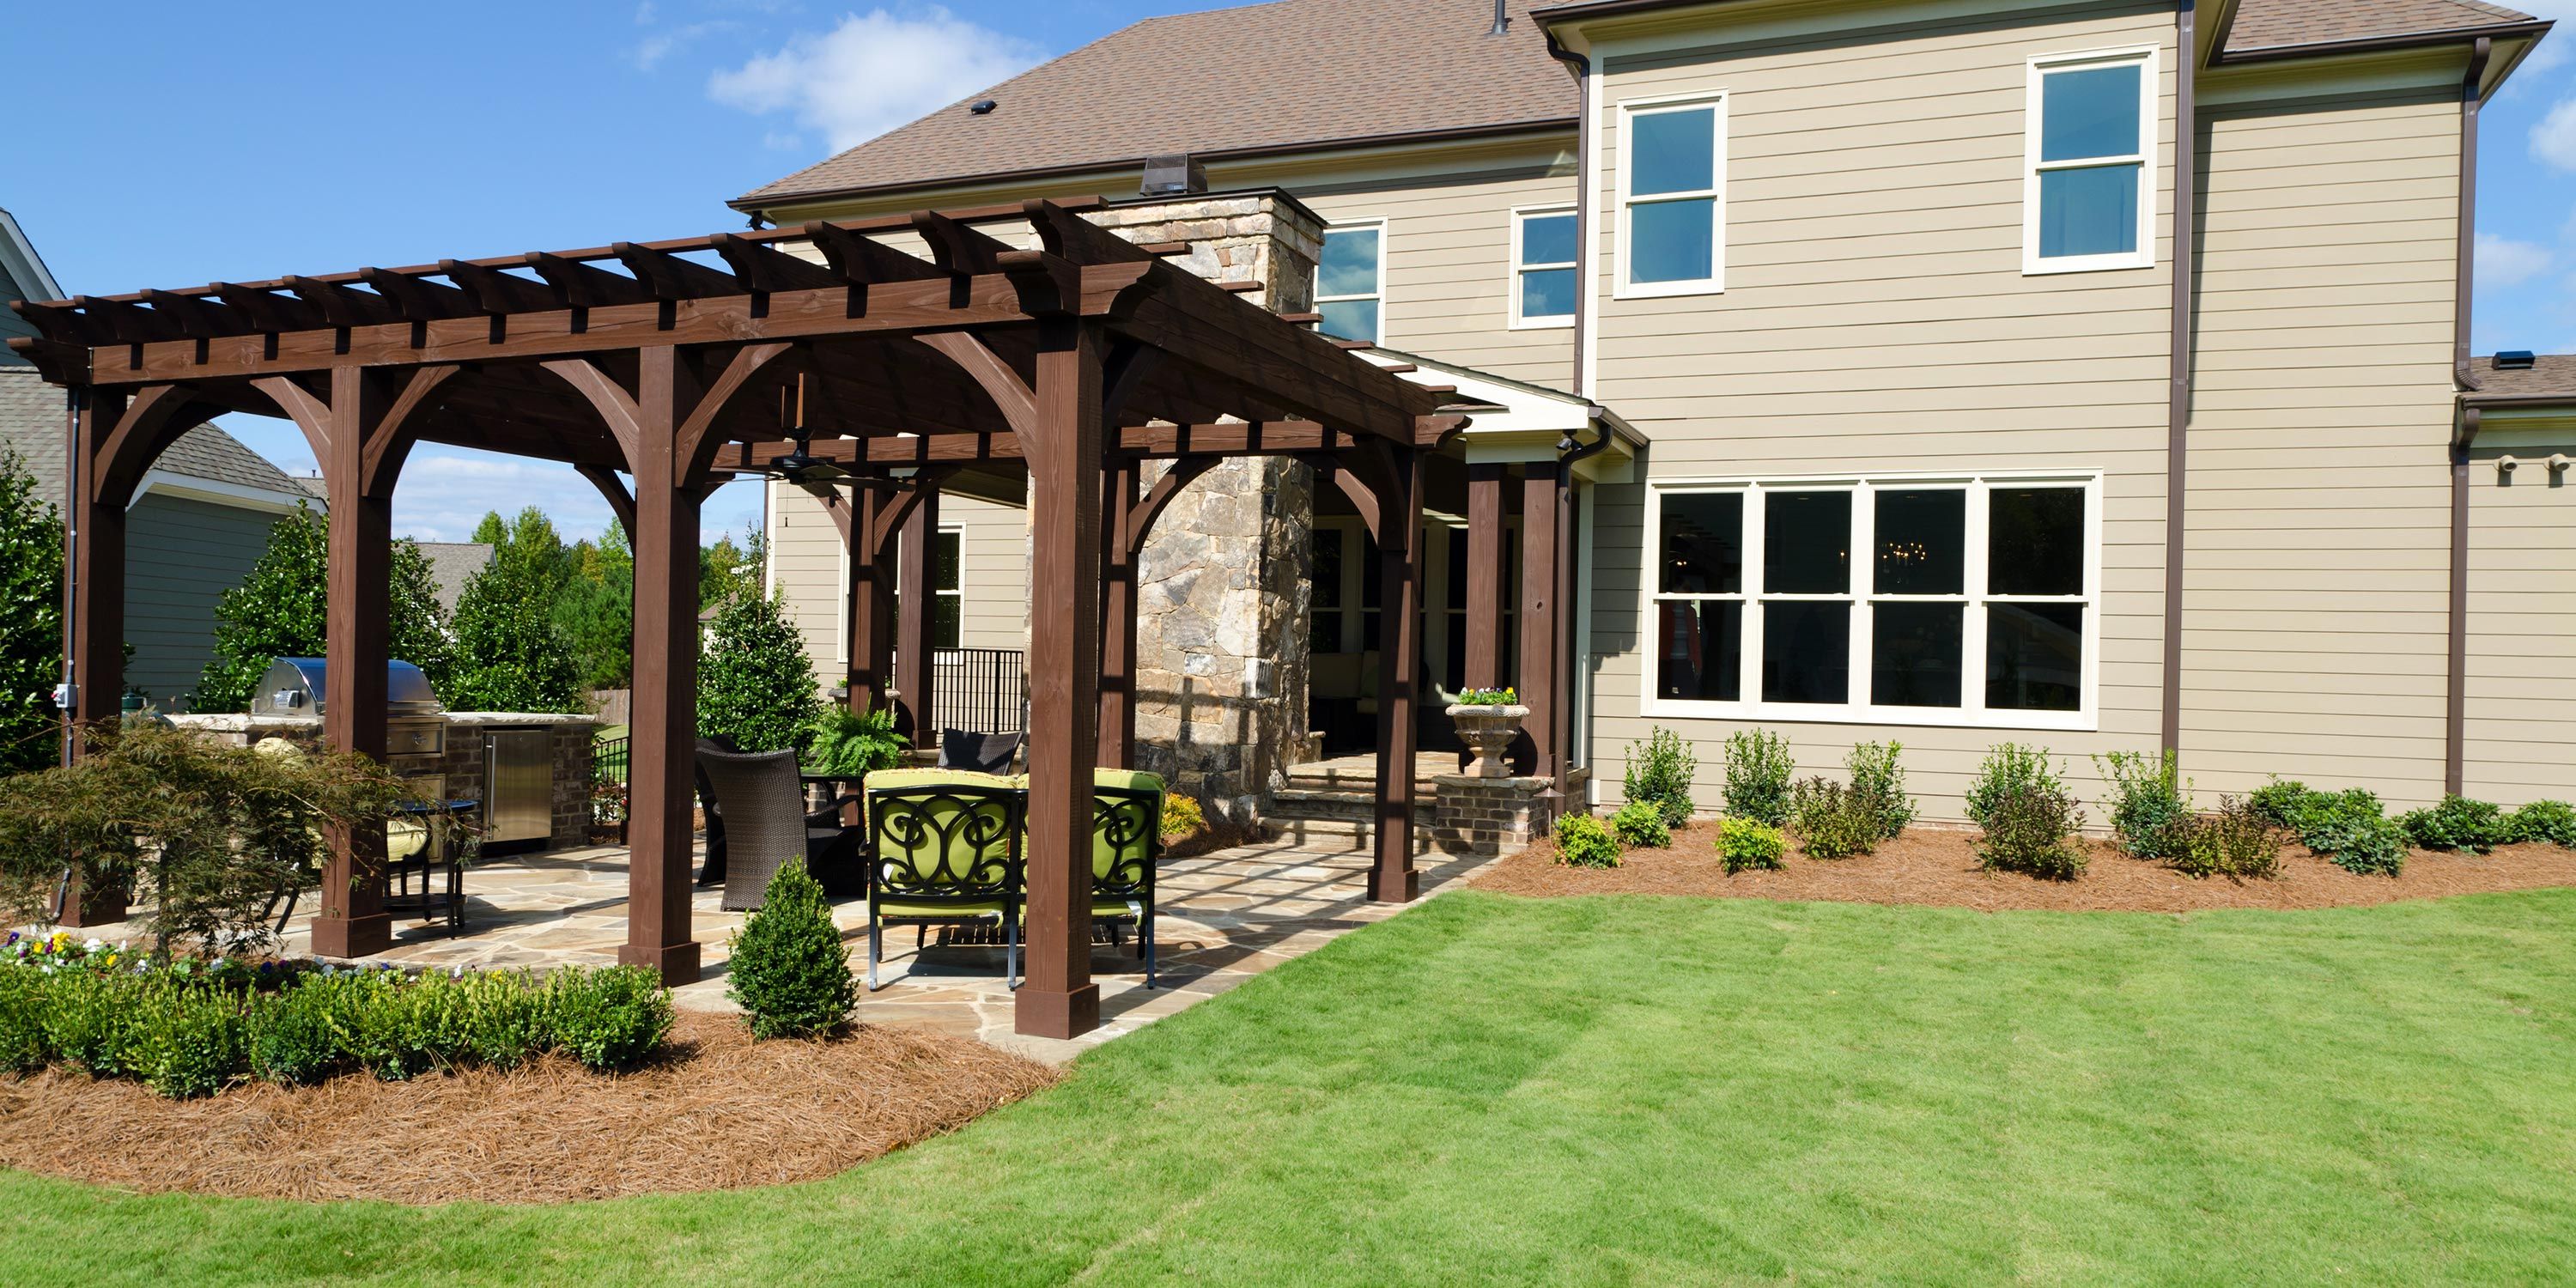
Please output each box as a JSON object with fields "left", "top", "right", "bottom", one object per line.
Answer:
{"left": 9, "top": 1, "right": 2574, "bottom": 542}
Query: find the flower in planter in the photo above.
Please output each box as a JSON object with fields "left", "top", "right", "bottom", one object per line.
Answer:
{"left": 1455, "top": 687, "right": 1520, "bottom": 708}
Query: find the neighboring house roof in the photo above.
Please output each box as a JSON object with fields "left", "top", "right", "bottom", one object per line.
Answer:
{"left": 289, "top": 473, "right": 329, "bottom": 502}
{"left": 413, "top": 542, "right": 494, "bottom": 616}
{"left": 0, "top": 206, "right": 64, "bottom": 364}
{"left": 2224, "top": 0, "right": 2539, "bottom": 54}
{"left": 149, "top": 422, "right": 308, "bottom": 500}
{"left": 735, "top": 0, "right": 1577, "bottom": 210}
{"left": 2465, "top": 354, "right": 2576, "bottom": 402}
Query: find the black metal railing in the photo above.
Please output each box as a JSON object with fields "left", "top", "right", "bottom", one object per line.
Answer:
{"left": 592, "top": 735, "right": 630, "bottom": 842}
{"left": 931, "top": 648, "right": 1027, "bottom": 736}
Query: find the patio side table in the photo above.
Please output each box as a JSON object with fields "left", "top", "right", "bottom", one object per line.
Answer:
{"left": 383, "top": 799, "right": 479, "bottom": 938}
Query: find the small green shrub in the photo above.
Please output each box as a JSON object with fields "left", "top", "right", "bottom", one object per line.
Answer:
{"left": 2511, "top": 799, "right": 2576, "bottom": 848}
{"left": 2247, "top": 779, "right": 2312, "bottom": 829}
{"left": 550, "top": 966, "right": 674, "bottom": 1070}
{"left": 1721, "top": 730, "right": 1794, "bottom": 827}
{"left": 252, "top": 972, "right": 363, "bottom": 1085}
{"left": 352, "top": 968, "right": 475, "bottom": 1081}
{"left": 1964, "top": 744, "right": 2065, "bottom": 831}
{"left": 726, "top": 860, "right": 856, "bottom": 1039}
{"left": 1554, "top": 812, "right": 1622, "bottom": 869}
{"left": 1845, "top": 742, "right": 1915, "bottom": 840}
{"left": 2095, "top": 750, "right": 2191, "bottom": 862}
{"left": 462, "top": 969, "right": 555, "bottom": 1070}
{"left": 2173, "top": 795, "right": 2281, "bottom": 880}
{"left": 1161, "top": 793, "right": 1206, "bottom": 841}
{"left": 1623, "top": 727, "right": 1700, "bottom": 829}
{"left": 1608, "top": 799, "right": 1671, "bottom": 849}
{"left": 2287, "top": 787, "right": 2408, "bottom": 876}
{"left": 1716, "top": 817, "right": 1787, "bottom": 874}
{"left": 2399, "top": 794, "right": 2512, "bottom": 855}
{"left": 0, "top": 968, "right": 50, "bottom": 1072}
{"left": 44, "top": 971, "right": 152, "bottom": 1077}
{"left": 141, "top": 986, "right": 251, "bottom": 1100}
{"left": 1976, "top": 780, "right": 2087, "bottom": 880}
{"left": 1788, "top": 776, "right": 1875, "bottom": 860}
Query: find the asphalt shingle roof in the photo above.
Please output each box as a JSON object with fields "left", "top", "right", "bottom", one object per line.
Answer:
{"left": 2470, "top": 354, "right": 2576, "bottom": 399}
{"left": 2227, "top": 0, "right": 2536, "bottom": 51}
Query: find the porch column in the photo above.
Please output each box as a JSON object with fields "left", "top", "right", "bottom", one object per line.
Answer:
{"left": 315, "top": 367, "right": 392, "bottom": 958}
{"left": 1371, "top": 447, "right": 1425, "bottom": 902}
{"left": 844, "top": 486, "right": 897, "bottom": 714}
{"left": 1019, "top": 319, "right": 1106, "bottom": 1040}
{"left": 1097, "top": 457, "right": 1142, "bottom": 768}
{"left": 57, "top": 389, "right": 130, "bottom": 927}
{"left": 625, "top": 346, "right": 702, "bottom": 984}
{"left": 892, "top": 482, "right": 939, "bottom": 741}
{"left": 1553, "top": 478, "right": 1579, "bottom": 797}
{"left": 1519, "top": 461, "right": 1562, "bottom": 791}
{"left": 1462, "top": 461, "right": 1506, "bottom": 691}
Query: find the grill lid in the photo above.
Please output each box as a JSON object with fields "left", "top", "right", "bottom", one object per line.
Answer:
{"left": 249, "top": 658, "right": 444, "bottom": 718}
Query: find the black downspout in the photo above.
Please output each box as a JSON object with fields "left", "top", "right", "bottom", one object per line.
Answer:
{"left": 2446, "top": 39, "right": 2492, "bottom": 797}
{"left": 2161, "top": 0, "right": 2197, "bottom": 760}
{"left": 1541, "top": 25, "right": 1595, "bottom": 799}
{"left": 1544, "top": 27, "right": 1591, "bottom": 397}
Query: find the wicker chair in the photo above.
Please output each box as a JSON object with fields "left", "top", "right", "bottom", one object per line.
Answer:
{"left": 863, "top": 775, "right": 1025, "bottom": 990}
{"left": 692, "top": 746, "right": 859, "bottom": 912}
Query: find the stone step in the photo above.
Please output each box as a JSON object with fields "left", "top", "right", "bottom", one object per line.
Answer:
{"left": 1269, "top": 786, "right": 1379, "bottom": 823}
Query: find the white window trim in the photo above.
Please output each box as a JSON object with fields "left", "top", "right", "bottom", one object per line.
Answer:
{"left": 1507, "top": 204, "right": 1578, "bottom": 330}
{"left": 1615, "top": 90, "right": 1727, "bottom": 299}
{"left": 2023, "top": 46, "right": 2158, "bottom": 276}
{"left": 933, "top": 523, "right": 965, "bottom": 651}
{"left": 1638, "top": 470, "right": 2104, "bottom": 731}
{"left": 1315, "top": 218, "right": 1387, "bottom": 343}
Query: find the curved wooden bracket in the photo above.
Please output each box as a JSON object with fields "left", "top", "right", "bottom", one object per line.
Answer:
{"left": 90, "top": 385, "right": 216, "bottom": 507}
{"left": 1126, "top": 457, "right": 1214, "bottom": 558}
{"left": 361, "top": 366, "right": 460, "bottom": 496}
{"left": 249, "top": 374, "right": 334, "bottom": 473}
{"left": 677, "top": 342, "right": 793, "bottom": 482}
{"left": 576, "top": 464, "right": 637, "bottom": 540}
{"left": 539, "top": 357, "right": 645, "bottom": 471}
{"left": 917, "top": 331, "right": 1042, "bottom": 466}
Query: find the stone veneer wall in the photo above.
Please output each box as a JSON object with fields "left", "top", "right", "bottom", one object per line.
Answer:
{"left": 1083, "top": 193, "right": 1324, "bottom": 824}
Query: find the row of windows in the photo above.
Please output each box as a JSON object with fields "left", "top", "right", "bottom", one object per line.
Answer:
{"left": 1316, "top": 46, "right": 2158, "bottom": 340}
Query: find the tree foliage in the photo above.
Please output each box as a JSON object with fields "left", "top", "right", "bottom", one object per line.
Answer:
{"left": 447, "top": 509, "right": 583, "bottom": 714}
{"left": 697, "top": 590, "right": 819, "bottom": 754}
{"left": 0, "top": 450, "right": 64, "bottom": 775}
{"left": 556, "top": 523, "right": 634, "bottom": 690}
{"left": 194, "top": 505, "right": 453, "bottom": 713}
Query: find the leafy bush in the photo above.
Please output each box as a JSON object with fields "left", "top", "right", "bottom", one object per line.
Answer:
{"left": 1976, "top": 780, "right": 2087, "bottom": 880}
{"left": 0, "top": 965, "right": 49, "bottom": 1072}
{"left": 0, "top": 447, "right": 63, "bottom": 775}
{"left": 726, "top": 860, "right": 855, "bottom": 1039}
{"left": 195, "top": 504, "right": 454, "bottom": 713}
{"left": 2399, "top": 795, "right": 2512, "bottom": 855}
{"left": 1721, "top": 730, "right": 1794, "bottom": 827}
{"left": 2174, "top": 795, "right": 2281, "bottom": 879}
{"left": 1608, "top": 799, "right": 1671, "bottom": 849}
{"left": 1716, "top": 817, "right": 1787, "bottom": 874}
{"left": 2246, "top": 779, "right": 2312, "bottom": 830}
{"left": 1965, "top": 744, "right": 2065, "bottom": 831}
{"left": 42, "top": 970, "right": 152, "bottom": 1077}
{"left": 800, "top": 705, "right": 910, "bottom": 777}
{"left": 1623, "top": 727, "right": 1700, "bottom": 829}
{"left": 1844, "top": 742, "right": 1915, "bottom": 840}
{"left": 549, "top": 966, "right": 674, "bottom": 1071}
{"left": 252, "top": 971, "right": 365, "bottom": 1085}
{"left": 1554, "top": 813, "right": 1621, "bottom": 869}
{"left": 697, "top": 591, "right": 822, "bottom": 754}
{"left": 2287, "top": 787, "right": 2409, "bottom": 876}
{"left": 142, "top": 986, "right": 251, "bottom": 1099}
{"left": 2511, "top": 799, "right": 2576, "bottom": 848}
{"left": 1161, "top": 793, "right": 1206, "bottom": 841}
{"left": 2095, "top": 750, "right": 2191, "bottom": 862}
{"left": 1787, "top": 777, "right": 1875, "bottom": 860}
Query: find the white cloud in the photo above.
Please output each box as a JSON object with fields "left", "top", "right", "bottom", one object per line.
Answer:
{"left": 387, "top": 449, "right": 765, "bottom": 547}
{"left": 2477, "top": 232, "right": 2555, "bottom": 287}
{"left": 2532, "top": 97, "right": 2576, "bottom": 171}
{"left": 708, "top": 8, "right": 1046, "bottom": 152}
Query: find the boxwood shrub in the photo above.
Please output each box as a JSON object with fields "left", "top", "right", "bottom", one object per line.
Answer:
{"left": 2398, "top": 795, "right": 2513, "bottom": 855}
{"left": 2512, "top": 799, "right": 2576, "bottom": 848}
{"left": 1554, "top": 812, "right": 1622, "bottom": 869}
{"left": 1716, "top": 817, "right": 1787, "bottom": 873}
{"left": 1607, "top": 799, "right": 1671, "bottom": 850}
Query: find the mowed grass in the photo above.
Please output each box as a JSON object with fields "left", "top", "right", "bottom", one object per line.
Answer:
{"left": 11, "top": 888, "right": 2576, "bottom": 1285}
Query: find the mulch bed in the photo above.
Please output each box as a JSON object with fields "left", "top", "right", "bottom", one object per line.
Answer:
{"left": 1478, "top": 825, "right": 2576, "bottom": 913}
{"left": 0, "top": 1012, "right": 1057, "bottom": 1205}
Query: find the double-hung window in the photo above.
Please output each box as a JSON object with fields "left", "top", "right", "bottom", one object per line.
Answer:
{"left": 1618, "top": 94, "right": 1724, "bottom": 295}
{"left": 2026, "top": 49, "right": 2155, "bottom": 273}
{"left": 932, "top": 526, "right": 963, "bottom": 650}
{"left": 1510, "top": 206, "right": 1577, "bottom": 327}
{"left": 1648, "top": 474, "right": 2099, "bottom": 727}
{"left": 1316, "top": 221, "right": 1385, "bottom": 343}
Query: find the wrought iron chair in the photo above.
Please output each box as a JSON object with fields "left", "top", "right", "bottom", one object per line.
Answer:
{"left": 1090, "top": 775, "right": 1163, "bottom": 988}
{"left": 693, "top": 746, "right": 861, "bottom": 911}
{"left": 863, "top": 775, "right": 1024, "bottom": 990}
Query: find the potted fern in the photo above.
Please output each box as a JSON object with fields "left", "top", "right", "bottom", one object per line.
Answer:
{"left": 1445, "top": 687, "right": 1528, "bottom": 779}
{"left": 799, "top": 706, "right": 911, "bottom": 781}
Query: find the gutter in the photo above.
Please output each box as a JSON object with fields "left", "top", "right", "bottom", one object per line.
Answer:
{"left": 2162, "top": 0, "right": 2197, "bottom": 757}
{"left": 1544, "top": 27, "right": 1594, "bottom": 398}
{"left": 2214, "top": 21, "right": 2545, "bottom": 65}
{"left": 2455, "top": 38, "right": 2493, "bottom": 392}
{"left": 2441, "top": 39, "right": 2494, "bottom": 798}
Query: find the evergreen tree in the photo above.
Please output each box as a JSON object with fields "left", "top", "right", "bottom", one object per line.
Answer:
{"left": 0, "top": 450, "right": 64, "bottom": 774}
{"left": 447, "top": 532, "right": 584, "bottom": 714}
{"left": 697, "top": 526, "right": 768, "bottom": 608}
{"left": 697, "top": 590, "right": 818, "bottom": 754}
{"left": 195, "top": 504, "right": 452, "bottom": 712}
{"left": 556, "top": 525, "right": 633, "bottom": 691}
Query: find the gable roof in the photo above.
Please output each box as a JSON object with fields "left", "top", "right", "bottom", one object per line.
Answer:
{"left": 2224, "top": 0, "right": 2540, "bottom": 54}
{"left": 735, "top": 0, "right": 1577, "bottom": 210}
{"left": 2466, "top": 354, "right": 2576, "bottom": 402}
{"left": 149, "top": 422, "right": 308, "bottom": 498}
{"left": 0, "top": 208, "right": 64, "bottom": 366}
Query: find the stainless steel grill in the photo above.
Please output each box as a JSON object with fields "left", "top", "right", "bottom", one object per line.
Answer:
{"left": 250, "top": 658, "right": 450, "bottom": 799}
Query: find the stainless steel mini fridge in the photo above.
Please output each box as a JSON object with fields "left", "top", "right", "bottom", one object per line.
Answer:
{"left": 482, "top": 726, "right": 552, "bottom": 848}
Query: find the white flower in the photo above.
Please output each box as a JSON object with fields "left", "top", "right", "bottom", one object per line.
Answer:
{"left": 82, "top": 938, "right": 103, "bottom": 952}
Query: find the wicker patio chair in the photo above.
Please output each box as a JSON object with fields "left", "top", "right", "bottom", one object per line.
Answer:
{"left": 938, "top": 728, "right": 1024, "bottom": 775}
{"left": 863, "top": 772, "right": 1025, "bottom": 990}
{"left": 693, "top": 746, "right": 860, "bottom": 912}
{"left": 1090, "top": 771, "right": 1164, "bottom": 988}
{"left": 693, "top": 735, "right": 738, "bottom": 887}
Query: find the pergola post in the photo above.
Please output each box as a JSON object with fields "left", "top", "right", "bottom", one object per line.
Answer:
{"left": 314, "top": 366, "right": 394, "bottom": 958}
{"left": 1520, "top": 460, "right": 1563, "bottom": 793}
{"left": 57, "top": 388, "right": 131, "bottom": 927}
{"left": 845, "top": 486, "right": 897, "bottom": 715}
{"left": 1097, "top": 457, "right": 1142, "bottom": 769}
{"left": 623, "top": 346, "right": 704, "bottom": 985}
{"left": 1462, "top": 461, "right": 1506, "bottom": 692}
{"left": 1019, "top": 319, "right": 1106, "bottom": 1040}
{"left": 892, "top": 482, "right": 939, "bottom": 741}
{"left": 1371, "top": 447, "right": 1425, "bottom": 902}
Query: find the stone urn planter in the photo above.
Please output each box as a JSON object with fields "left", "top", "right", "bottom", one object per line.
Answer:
{"left": 1446, "top": 703, "right": 1530, "bottom": 779}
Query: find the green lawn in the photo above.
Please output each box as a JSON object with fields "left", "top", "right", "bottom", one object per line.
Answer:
{"left": 12, "top": 888, "right": 2576, "bottom": 1285}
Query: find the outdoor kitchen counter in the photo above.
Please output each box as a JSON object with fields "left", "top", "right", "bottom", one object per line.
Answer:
{"left": 171, "top": 713, "right": 603, "bottom": 851}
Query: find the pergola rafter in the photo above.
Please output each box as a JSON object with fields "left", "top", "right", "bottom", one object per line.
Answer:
{"left": 13, "top": 197, "right": 1473, "bottom": 1041}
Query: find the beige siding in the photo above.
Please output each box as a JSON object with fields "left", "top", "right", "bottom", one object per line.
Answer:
{"left": 2463, "top": 439, "right": 2576, "bottom": 805}
{"left": 766, "top": 482, "right": 1029, "bottom": 690}
{"left": 1583, "top": 2, "right": 2178, "bottom": 823}
{"left": 2179, "top": 88, "right": 2462, "bottom": 810}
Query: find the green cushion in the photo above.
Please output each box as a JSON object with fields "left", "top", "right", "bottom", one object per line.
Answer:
{"left": 1091, "top": 897, "right": 1144, "bottom": 922}
{"left": 875, "top": 897, "right": 1005, "bottom": 921}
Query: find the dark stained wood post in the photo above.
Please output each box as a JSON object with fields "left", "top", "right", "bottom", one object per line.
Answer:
{"left": 1097, "top": 457, "right": 1142, "bottom": 769}
{"left": 844, "top": 486, "right": 895, "bottom": 714}
{"left": 892, "top": 480, "right": 939, "bottom": 741}
{"left": 1519, "top": 461, "right": 1562, "bottom": 791}
{"left": 1019, "top": 319, "right": 1105, "bottom": 1040}
{"left": 1553, "top": 477, "right": 1579, "bottom": 798}
{"left": 1371, "top": 447, "right": 1425, "bottom": 902}
{"left": 315, "top": 366, "right": 394, "bottom": 958}
{"left": 1462, "top": 461, "right": 1506, "bottom": 691}
{"left": 623, "top": 346, "right": 703, "bottom": 985}
{"left": 57, "top": 388, "right": 130, "bottom": 927}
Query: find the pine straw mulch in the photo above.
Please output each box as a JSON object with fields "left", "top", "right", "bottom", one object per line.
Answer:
{"left": 0, "top": 1011, "right": 1058, "bottom": 1206}
{"left": 1477, "top": 825, "right": 2576, "bottom": 913}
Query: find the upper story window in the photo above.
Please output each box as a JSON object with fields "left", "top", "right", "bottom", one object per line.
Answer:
{"left": 1510, "top": 206, "right": 1577, "bottom": 328}
{"left": 2026, "top": 49, "right": 2155, "bottom": 274}
{"left": 1646, "top": 473, "right": 2099, "bottom": 729}
{"left": 1316, "top": 222, "right": 1384, "bottom": 343}
{"left": 932, "top": 526, "right": 963, "bottom": 651}
{"left": 1617, "top": 94, "right": 1725, "bottom": 296}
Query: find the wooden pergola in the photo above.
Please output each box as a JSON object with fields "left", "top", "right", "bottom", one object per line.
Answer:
{"left": 10, "top": 197, "right": 1474, "bottom": 1040}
